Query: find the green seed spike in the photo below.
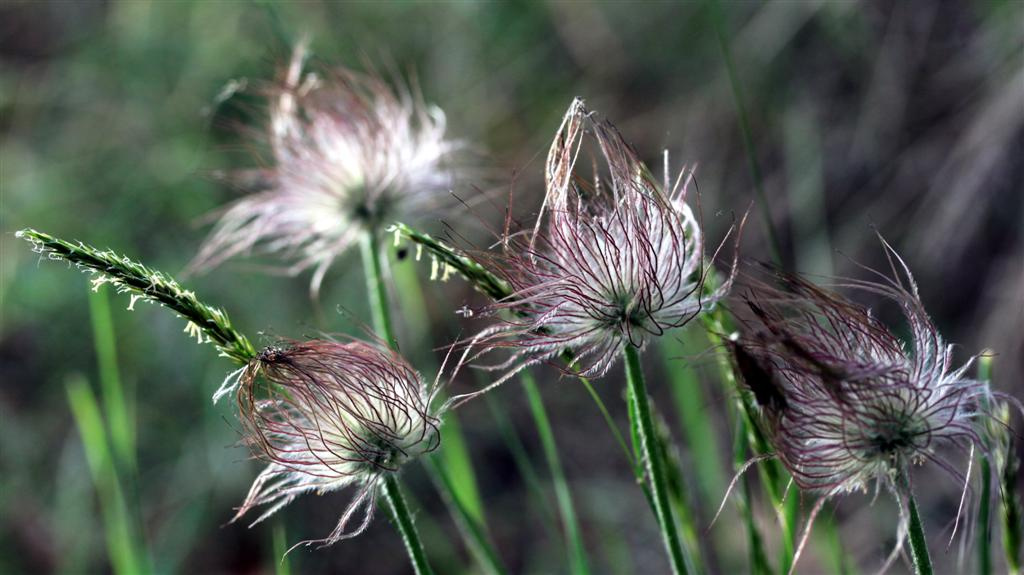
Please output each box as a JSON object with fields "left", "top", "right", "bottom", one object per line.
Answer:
{"left": 18, "top": 229, "right": 255, "bottom": 364}
{"left": 389, "top": 222, "right": 512, "bottom": 302}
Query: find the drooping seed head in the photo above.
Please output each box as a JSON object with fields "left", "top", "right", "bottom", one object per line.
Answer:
{"left": 468, "top": 99, "right": 734, "bottom": 381}
{"left": 731, "top": 252, "right": 991, "bottom": 498}
{"left": 232, "top": 339, "right": 441, "bottom": 546}
{"left": 190, "top": 44, "right": 472, "bottom": 295}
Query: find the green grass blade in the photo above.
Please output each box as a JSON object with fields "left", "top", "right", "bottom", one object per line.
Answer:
{"left": 272, "top": 522, "right": 292, "bottom": 575}
{"left": 733, "top": 416, "right": 773, "bottom": 575}
{"left": 483, "top": 391, "right": 561, "bottom": 539}
{"left": 521, "top": 370, "right": 591, "bottom": 575}
{"left": 661, "top": 329, "right": 727, "bottom": 511}
{"left": 88, "top": 287, "right": 135, "bottom": 471}
{"left": 66, "top": 375, "right": 148, "bottom": 575}
{"left": 425, "top": 457, "right": 507, "bottom": 575}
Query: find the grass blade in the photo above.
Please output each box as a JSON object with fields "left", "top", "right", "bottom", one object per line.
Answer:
{"left": 88, "top": 287, "right": 134, "bottom": 471}
{"left": 66, "top": 375, "right": 149, "bottom": 575}
{"left": 521, "top": 370, "right": 591, "bottom": 575}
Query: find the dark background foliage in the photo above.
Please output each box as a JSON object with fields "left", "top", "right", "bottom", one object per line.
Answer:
{"left": 2, "top": 1, "right": 1021, "bottom": 573}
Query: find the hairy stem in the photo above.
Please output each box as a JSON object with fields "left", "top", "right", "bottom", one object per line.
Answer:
{"left": 977, "top": 353, "right": 994, "bottom": 575}
{"left": 361, "top": 232, "right": 397, "bottom": 347}
{"left": 623, "top": 344, "right": 691, "bottom": 575}
{"left": 980, "top": 458, "right": 993, "bottom": 575}
{"left": 905, "top": 481, "right": 933, "bottom": 575}
{"left": 704, "top": 309, "right": 795, "bottom": 573}
{"left": 383, "top": 475, "right": 435, "bottom": 575}
{"left": 521, "top": 370, "right": 591, "bottom": 575}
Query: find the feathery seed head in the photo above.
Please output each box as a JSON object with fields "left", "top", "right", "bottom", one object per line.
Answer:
{"left": 232, "top": 339, "right": 441, "bottom": 547}
{"left": 191, "top": 44, "right": 470, "bottom": 295}
{"left": 471, "top": 99, "right": 733, "bottom": 380}
{"left": 731, "top": 255, "right": 991, "bottom": 497}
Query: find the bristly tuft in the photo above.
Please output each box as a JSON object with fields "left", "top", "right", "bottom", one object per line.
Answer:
{"left": 459, "top": 99, "right": 737, "bottom": 390}
{"left": 729, "top": 243, "right": 1000, "bottom": 572}
{"left": 232, "top": 338, "right": 442, "bottom": 548}
{"left": 189, "top": 43, "right": 475, "bottom": 297}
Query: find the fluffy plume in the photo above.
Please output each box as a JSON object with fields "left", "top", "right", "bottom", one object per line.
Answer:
{"left": 190, "top": 44, "right": 471, "bottom": 296}
{"left": 729, "top": 243, "right": 1003, "bottom": 572}
{"left": 458, "top": 99, "right": 735, "bottom": 395}
{"left": 232, "top": 339, "right": 442, "bottom": 548}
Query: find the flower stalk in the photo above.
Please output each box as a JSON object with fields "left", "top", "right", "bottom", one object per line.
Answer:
{"left": 383, "top": 474, "right": 435, "bottom": 575}
{"left": 359, "top": 230, "right": 436, "bottom": 575}
{"left": 978, "top": 353, "right": 994, "bottom": 575}
{"left": 703, "top": 306, "right": 795, "bottom": 574}
{"left": 905, "top": 482, "right": 933, "bottom": 575}
{"left": 623, "top": 344, "right": 691, "bottom": 575}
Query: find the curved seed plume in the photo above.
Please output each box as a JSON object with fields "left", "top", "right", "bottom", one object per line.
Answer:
{"left": 730, "top": 242, "right": 1000, "bottom": 572}
{"left": 462, "top": 99, "right": 737, "bottom": 382}
{"left": 189, "top": 43, "right": 476, "bottom": 297}
{"left": 233, "top": 339, "right": 442, "bottom": 547}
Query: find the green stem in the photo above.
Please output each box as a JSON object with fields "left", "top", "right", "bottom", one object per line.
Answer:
{"left": 979, "top": 458, "right": 992, "bottom": 575}
{"left": 733, "top": 416, "right": 771, "bottom": 575}
{"left": 975, "top": 352, "right": 993, "bottom": 575}
{"left": 905, "top": 483, "right": 933, "bottom": 575}
{"left": 623, "top": 345, "right": 690, "bottom": 575}
{"left": 521, "top": 370, "right": 590, "bottom": 575}
{"left": 360, "top": 231, "right": 437, "bottom": 574}
{"left": 383, "top": 475, "right": 435, "bottom": 575}
{"left": 272, "top": 522, "right": 292, "bottom": 575}
{"left": 361, "top": 232, "right": 396, "bottom": 346}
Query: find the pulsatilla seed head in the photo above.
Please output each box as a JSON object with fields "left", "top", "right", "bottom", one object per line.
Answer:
{"left": 731, "top": 251, "right": 992, "bottom": 498}
{"left": 190, "top": 43, "right": 472, "bottom": 296}
{"left": 233, "top": 339, "right": 441, "bottom": 547}
{"left": 466, "top": 99, "right": 736, "bottom": 383}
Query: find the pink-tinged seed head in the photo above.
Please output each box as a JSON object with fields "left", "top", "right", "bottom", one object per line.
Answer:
{"left": 232, "top": 339, "right": 440, "bottom": 547}
{"left": 191, "top": 44, "right": 473, "bottom": 296}
{"left": 463, "top": 99, "right": 736, "bottom": 387}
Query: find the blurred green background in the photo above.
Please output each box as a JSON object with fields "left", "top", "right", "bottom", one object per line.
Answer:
{"left": 2, "top": 1, "right": 1022, "bottom": 573}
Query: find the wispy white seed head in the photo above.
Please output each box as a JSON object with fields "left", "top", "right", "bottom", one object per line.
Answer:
{"left": 467, "top": 99, "right": 735, "bottom": 382}
{"left": 191, "top": 45, "right": 471, "bottom": 296}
